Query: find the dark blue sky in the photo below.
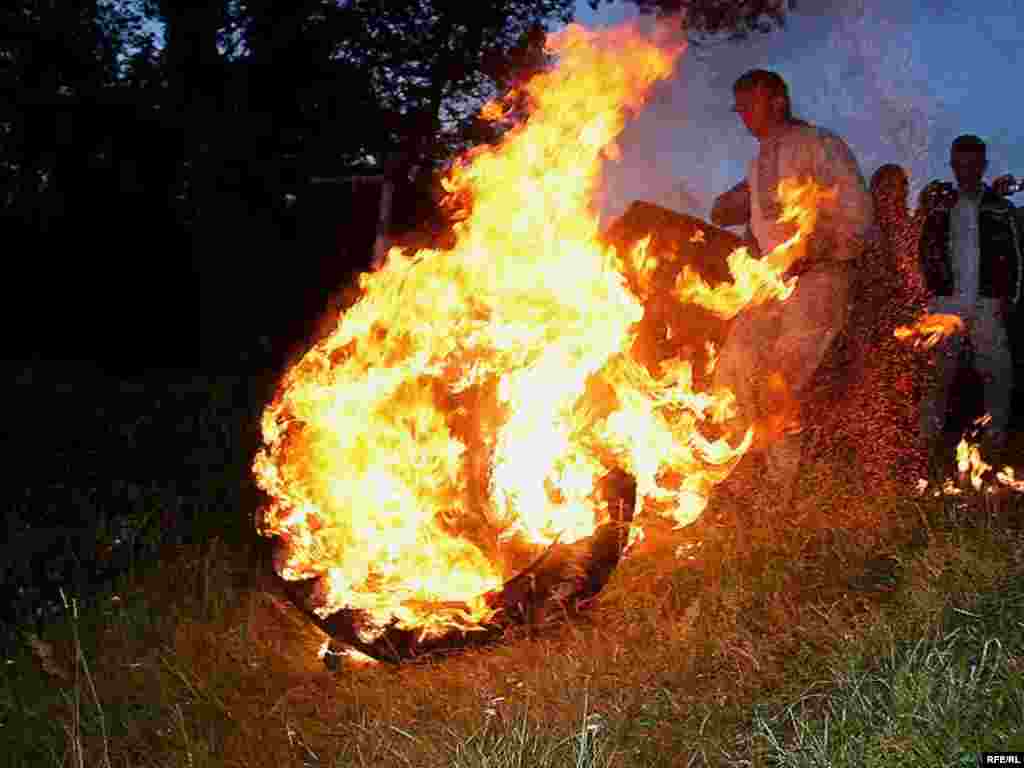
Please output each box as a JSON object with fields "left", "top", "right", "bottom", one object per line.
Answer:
{"left": 571, "top": 0, "right": 1024, "bottom": 222}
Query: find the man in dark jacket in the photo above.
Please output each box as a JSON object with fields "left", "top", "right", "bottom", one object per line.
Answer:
{"left": 919, "top": 134, "right": 1023, "bottom": 454}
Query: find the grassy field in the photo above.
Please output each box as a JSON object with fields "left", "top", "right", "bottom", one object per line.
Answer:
{"left": 3, "top": 367, "right": 1023, "bottom": 767}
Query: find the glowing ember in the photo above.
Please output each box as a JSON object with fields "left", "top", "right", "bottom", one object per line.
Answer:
{"left": 319, "top": 640, "right": 380, "bottom": 668}
{"left": 894, "top": 313, "right": 964, "bottom": 349}
{"left": 252, "top": 20, "right": 829, "bottom": 640}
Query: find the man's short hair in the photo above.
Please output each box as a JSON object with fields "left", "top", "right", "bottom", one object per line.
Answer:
{"left": 951, "top": 134, "right": 987, "bottom": 156}
{"left": 734, "top": 69, "right": 789, "bottom": 98}
{"left": 733, "top": 69, "right": 791, "bottom": 116}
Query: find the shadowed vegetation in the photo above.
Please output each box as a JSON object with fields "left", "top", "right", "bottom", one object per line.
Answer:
{"left": 3, "top": 364, "right": 1023, "bottom": 767}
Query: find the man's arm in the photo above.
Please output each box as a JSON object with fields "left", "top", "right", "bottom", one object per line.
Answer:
{"left": 1008, "top": 201, "right": 1023, "bottom": 306}
{"left": 817, "top": 134, "right": 873, "bottom": 260}
{"left": 778, "top": 130, "right": 873, "bottom": 263}
{"left": 711, "top": 180, "right": 750, "bottom": 228}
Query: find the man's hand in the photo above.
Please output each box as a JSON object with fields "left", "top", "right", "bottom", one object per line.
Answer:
{"left": 711, "top": 180, "right": 751, "bottom": 228}
{"left": 993, "top": 174, "right": 1018, "bottom": 197}
{"left": 998, "top": 297, "right": 1013, "bottom": 324}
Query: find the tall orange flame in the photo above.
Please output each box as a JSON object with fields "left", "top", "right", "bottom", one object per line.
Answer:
{"left": 252, "top": 21, "right": 827, "bottom": 638}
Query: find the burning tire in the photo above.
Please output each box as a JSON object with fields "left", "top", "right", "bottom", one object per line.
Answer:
{"left": 278, "top": 468, "right": 636, "bottom": 665}
{"left": 601, "top": 201, "right": 745, "bottom": 380}
{"left": 254, "top": 205, "right": 751, "bottom": 667}
{"left": 252, "top": 27, "right": 759, "bottom": 669}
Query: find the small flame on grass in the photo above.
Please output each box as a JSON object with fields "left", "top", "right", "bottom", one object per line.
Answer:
{"left": 920, "top": 415, "right": 1018, "bottom": 497}
{"left": 997, "top": 466, "right": 1024, "bottom": 492}
{"left": 956, "top": 438, "right": 992, "bottom": 491}
{"left": 919, "top": 415, "right": 1005, "bottom": 496}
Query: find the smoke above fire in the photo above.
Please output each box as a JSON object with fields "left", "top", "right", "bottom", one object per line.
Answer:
{"left": 587, "top": 0, "right": 1021, "bottom": 225}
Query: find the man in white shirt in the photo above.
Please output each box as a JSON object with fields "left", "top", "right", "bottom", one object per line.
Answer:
{"left": 919, "top": 134, "right": 1023, "bottom": 457}
{"left": 710, "top": 69, "right": 874, "bottom": 512}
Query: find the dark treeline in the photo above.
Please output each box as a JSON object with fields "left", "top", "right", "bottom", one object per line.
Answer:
{"left": 1, "top": 0, "right": 572, "bottom": 372}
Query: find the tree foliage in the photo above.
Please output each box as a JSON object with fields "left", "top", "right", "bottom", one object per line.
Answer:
{"left": 320, "top": 1, "right": 568, "bottom": 162}
{"left": 0, "top": 0, "right": 574, "bottom": 367}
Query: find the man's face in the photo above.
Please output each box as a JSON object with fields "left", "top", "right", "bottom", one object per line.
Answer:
{"left": 732, "top": 86, "right": 783, "bottom": 140}
{"left": 950, "top": 148, "right": 987, "bottom": 193}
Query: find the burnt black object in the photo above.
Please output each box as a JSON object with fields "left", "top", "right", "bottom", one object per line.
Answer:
{"left": 279, "top": 468, "right": 636, "bottom": 666}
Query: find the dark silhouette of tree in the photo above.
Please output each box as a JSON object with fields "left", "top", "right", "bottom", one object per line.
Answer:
{"left": 0, "top": 0, "right": 575, "bottom": 367}
{"left": 0, "top": 1, "right": 165, "bottom": 363}
{"left": 2, "top": 1, "right": 115, "bottom": 228}
{"left": 227, "top": 0, "right": 571, "bottom": 361}
{"left": 322, "top": 1, "right": 570, "bottom": 168}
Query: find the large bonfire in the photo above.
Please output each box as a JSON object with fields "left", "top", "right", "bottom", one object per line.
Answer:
{"left": 252, "top": 20, "right": 831, "bottom": 648}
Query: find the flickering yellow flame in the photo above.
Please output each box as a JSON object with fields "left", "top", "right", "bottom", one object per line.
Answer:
{"left": 252, "top": 21, "right": 830, "bottom": 637}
